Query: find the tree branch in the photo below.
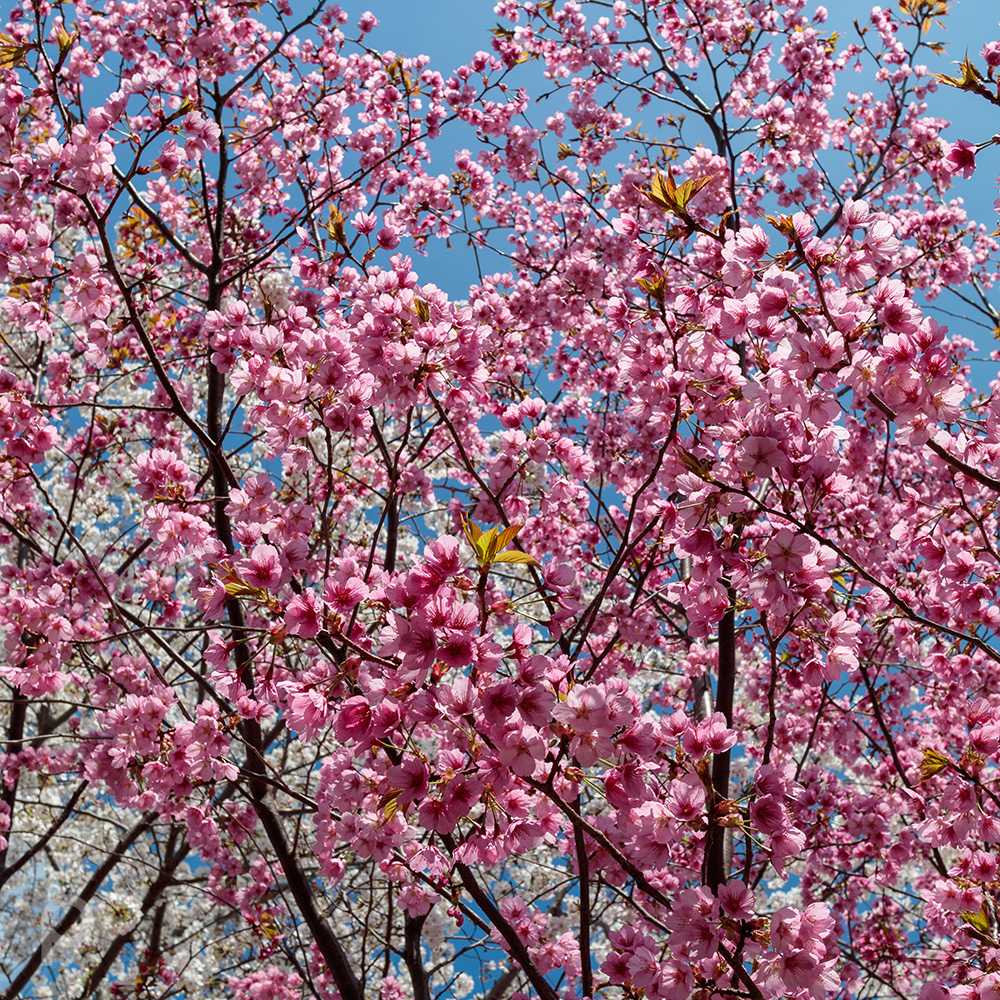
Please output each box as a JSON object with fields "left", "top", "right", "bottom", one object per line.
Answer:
{"left": 1, "top": 813, "right": 154, "bottom": 1000}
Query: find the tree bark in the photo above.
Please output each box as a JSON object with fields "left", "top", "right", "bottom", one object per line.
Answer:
{"left": 705, "top": 590, "right": 736, "bottom": 891}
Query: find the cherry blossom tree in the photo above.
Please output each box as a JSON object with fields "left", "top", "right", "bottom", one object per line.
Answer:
{"left": 2, "top": 0, "right": 1000, "bottom": 997}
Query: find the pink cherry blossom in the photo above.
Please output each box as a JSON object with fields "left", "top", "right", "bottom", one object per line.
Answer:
{"left": 945, "top": 140, "right": 978, "bottom": 179}
{"left": 284, "top": 590, "right": 324, "bottom": 638}
{"left": 5, "top": 1, "right": 1000, "bottom": 996}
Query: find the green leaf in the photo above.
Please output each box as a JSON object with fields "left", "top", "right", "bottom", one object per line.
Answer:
{"left": 494, "top": 523, "right": 523, "bottom": 553}
{"left": 646, "top": 170, "right": 676, "bottom": 210}
{"left": 479, "top": 524, "right": 500, "bottom": 563}
{"left": 672, "top": 173, "right": 716, "bottom": 210}
{"left": 961, "top": 903, "right": 991, "bottom": 935}
{"left": 918, "top": 746, "right": 952, "bottom": 782}
{"left": 55, "top": 24, "right": 75, "bottom": 60}
{"left": 637, "top": 275, "right": 665, "bottom": 301}
{"left": 326, "top": 208, "right": 347, "bottom": 249}
{"left": 378, "top": 790, "right": 401, "bottom": 827}
{"left": 463, "top": 518, "right": 537, "bottom": 570}
{"left": 0, "top": 31, "right": 30, "bottom": 69}
{"left": 936, "top": 51, "right": 984, "bottom": 92}
{"left": 492, "top": 550, "right": 540, "bottom": 566}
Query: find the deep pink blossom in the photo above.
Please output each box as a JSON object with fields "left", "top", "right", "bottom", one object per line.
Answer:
{"left": 285, "top": 590, "right": 324, "bottom": 638}
{"left": 7, "top": 2, "right": 1000, "bottom": 994}
{"left": 945, "top": 140, "right": 977, "bottom": 180}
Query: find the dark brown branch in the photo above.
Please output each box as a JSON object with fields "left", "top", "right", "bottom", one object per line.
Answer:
{"left": 483, "top": 967, "right": 519, "bottom": 1000}
{"left": 443, "top": 846, "right": 558, "bottom": 1000}
{"left": 523, "top": 779, "right": 764, "bottom": 997}
{"left": 705, "top": 590, "right": 736, "bottom": 891}
{"left": 0, "top": 685, "right": 27, "bottom": 873}
{"left": 572, "top": 796, "right": 594, "bottom": 998}
{"left": 402, "top": 913, "right": 431, "bottom": 1000}
{"left": 76, "top": 833, "right": 190, "bottom": 1000}
{"left": 0, "top": 782, "right": 87, "bottom": 892}
{"left": 253, "top": 796, "right": 363, "bottom": 1000}
{"left": 185, "top": 113, "right": 362, "bottom": 1000}
{"left": 869, "top": 392, "right": 1000, "bottom": 493}
{"left": 369, "top": 417, "right": 399, "bottom": 574}
{"left": 1, "top": 813, "right": 154, "bottom": 1000}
